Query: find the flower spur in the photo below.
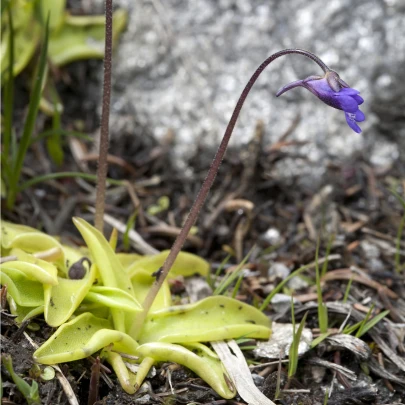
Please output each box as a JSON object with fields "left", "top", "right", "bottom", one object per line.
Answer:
{"left": 276, "top": 70, "right": 365, "bottom": 133}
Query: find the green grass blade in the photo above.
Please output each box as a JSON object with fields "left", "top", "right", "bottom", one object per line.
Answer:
{"left": 343, "top": 320, "right": 362, "bottom": 335}
{"left": 207, "top": 254, "right": 231, "bottom": 289}
{"left": 31, "top": 128, "right": 92, "bottom": 144}
{"left": 3, "top": 5, "right": 15, "bottom": 162}
{"left": 1, "top": 0, "right": 10, "bottom": 15}
{"left": 1, "top": 152, "right": 12, "bottom": 184}
{"left": 46, "top": 81, "right": 64, "bottom": 165}
{"left": 315, "top": 238, "right": 328, "bottom": 333}
{"left": 213, "top": 248, "right": 253, "bottom": 295}
{"left": 260, "top": 263, "right": 311, "bottom": 311}
{"left": 288, "top": 307, "right": 308, "bottom": 378}
{"left": 7, "top": 15, "right": 50, "bottom": 208}
{"left": 18, "top": 172, "right": 123, "bottom": 192}
{"left": 123, "top": 210, "right": 138, "bottom": 251}
{"left": 321, "top": 234, "right": 334, "bottom": 278}
{"left": 343, "top": 276, "right": 353, "bottom": 303}
{"left": 311, "top": 331, "right": 332, "bottom": 349}
{"left": 355, "top": 304, "right": 374, "bottom": 338}
{"left": 2, "top": 354, "right": 40, "bottom": 404}
{"left": 324, "top": 389, "right": 329, "bottom": 405}
{"left": 288, "top": 296, "right": 296, "bottom": 378}
{"left": 357, "top": 310, "right": 389, "bottom": 338}
{"left": 231, "top": 273, "right": 244, "bottom": 298}
{"left": 395, "top": 213, "right": 405, "bottom": 274}
{"left": 275, "top": 354, "right": 281, "bottom": 399}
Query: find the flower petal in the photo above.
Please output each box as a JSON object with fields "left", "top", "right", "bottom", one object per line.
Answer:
{"left": 355, "top": 109, "right": 365, "bottom": 122}
{"left": 345, "top": 112, "right": 362, "bottom": 133}
{"left": 352, "top": 94, "right": 364, "bottom": 105}
{"left": 335, "top": 94, "right": 359, "bottom": 113}
{"left": 339, "top": 87, "right": 360, "bottom": 95}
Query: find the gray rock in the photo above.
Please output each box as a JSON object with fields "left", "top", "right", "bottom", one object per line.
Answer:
{"left": 252, "top": 373, "right": 265, "bottom": 386}
{"left": 135, "top": 395, "right": 151, "bottom": 404}
{"left": 184, "top": 276, "right": 213, "bottom": 302}
{"left": 253, "top": 321, "right": 313, "bottom": 359}
{"left": 270, "top": 293, "right": 298, "bottom": 313}
{"left": 267, "top": 262, "right": 290, "bottom": 279}
{"left": 359, "top": 239, "right": 385, "bottom": 272}
{"left": 261, "top": 227, "right": 282, "bottom": 246}
{"left": 287, "top": 274, "right": 309, "bottom": 290}
{"left": 103, "top": 0, "right": 404, "bottom": 179}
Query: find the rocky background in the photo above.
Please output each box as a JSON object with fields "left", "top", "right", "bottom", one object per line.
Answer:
{"left": 88, "top": 0, "right": 405, "bottom": 187}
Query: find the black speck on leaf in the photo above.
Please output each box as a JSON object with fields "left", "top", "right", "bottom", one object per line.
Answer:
{"left": 68, "top": 257, "right": 91, "bottom": 280}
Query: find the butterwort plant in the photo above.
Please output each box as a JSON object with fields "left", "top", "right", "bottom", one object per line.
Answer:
{"left": 139, "top": 49, "right": 366, "bottom": 327}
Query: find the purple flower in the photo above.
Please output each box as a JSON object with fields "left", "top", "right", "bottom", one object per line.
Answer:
{"left": 276, "top": 71, "right": 365, "bottom": 133}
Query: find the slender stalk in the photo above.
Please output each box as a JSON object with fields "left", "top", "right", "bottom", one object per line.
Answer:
{"left": 94, "top": 0, "right": 113, "bottom": 232}
{"left": 130, "top": 49, "right": 331, "bottom": 339}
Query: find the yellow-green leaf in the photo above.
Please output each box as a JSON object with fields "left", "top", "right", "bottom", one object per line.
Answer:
{"left": 34, "top": 312, "right": 139, "bottom": 364}
{"left": 0, "top": 10, "right": 41, "bottom": 83}
{"left": 103, "top": 350, "right": 139, "bottom": 395}
{"left": 75, "top": 302, "right": 110, "bottom": 319}
{"left": 0, "top": 256, "right": 57, "bottom": 285}
{"left": 139, "top": 296, "right": 271, "bottom": 344}
{"left": 131, "top": 270, "right": 172, "bottom": 311}
{"left": 116, "top": 253, "right": 143, "bottom": 270}
{"left": 1, "top": 221, "right": 38, "bottom": 249}
{"left": 39, "top": 0, "right": 66, "bottom": 31}
{"left": 127, "top": 250, "right": 209, "bottom": 279}
{"left": 73, "top": 218, "right": 134, "bottom": 293}
{"left": 7, "top": 297, "right": 44, "bottom": 324}
{"left": 48, "top": 10, "right": 128, "bottom": 66}
{"left": 136, "top": 342, "right": 235, "bottom": 399}
{"left": 0, "top": 270, "right": 43, "bottom": 307}
{"left": 44, "top": 264, "right": 96, "bottom": 327}
{"left": 85, "top": 286, "right": 143, "bottom": 313}
{"left": 72, "top": 218, "right": 137, "bottom": 333}
{"left": 0, "top": 221, "right": 65, "bottom": 269}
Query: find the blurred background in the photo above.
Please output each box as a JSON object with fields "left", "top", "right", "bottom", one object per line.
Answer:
{"left": 100, "top": 0, "right": 405, "bottom": 188}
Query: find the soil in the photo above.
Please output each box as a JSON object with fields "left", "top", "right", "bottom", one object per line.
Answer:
{"left": 1, "top": 54, "right": 405, "bottom": 405}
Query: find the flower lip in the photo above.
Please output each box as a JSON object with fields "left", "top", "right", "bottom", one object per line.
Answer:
{"left": 276, "top": 71, "right": 365, "bottom": 133}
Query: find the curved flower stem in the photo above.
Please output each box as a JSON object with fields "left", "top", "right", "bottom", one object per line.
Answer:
{"left": 130, "top": 49, "right": 330, "bottom": 339}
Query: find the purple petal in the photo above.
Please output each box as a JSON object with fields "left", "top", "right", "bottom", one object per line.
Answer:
{"left": 306, "top": 78, "right": 333, "bottom": 94}
{"left": 355, "top": 109, "right": 365, "bottom": 122}
{"left": 335, "top": 94, "right": 359, "bottom": 113}
{"left": 339, "top": 87, "right": 360, "bottom": 95}
{"left": 276, "top": 79, "right": 305, "bottom": 97}
{"left": 345, "top": 112, "right": 362, "bottom": 133}
{"left": 352, "top": 94, "right": 364, "bottom": 105}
